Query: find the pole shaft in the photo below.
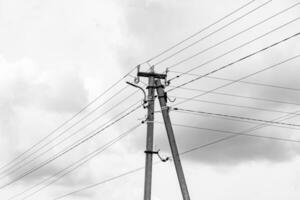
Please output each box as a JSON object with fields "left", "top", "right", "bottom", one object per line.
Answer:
{"left": 143, "top": 70, "right": 155, "bottom": 200}
{"left": 155, "top": 79, "right": 191, "bottom": 200}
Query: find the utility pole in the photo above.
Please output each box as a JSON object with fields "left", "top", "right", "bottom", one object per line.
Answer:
{"left": 143, "top": 67, "right": 155, "bottom": 200}
{"left": 156, "top": 79, "right": 191, "bottom": 200}
{"left": 132, "top": 67, "right": 190, "bottom": 200}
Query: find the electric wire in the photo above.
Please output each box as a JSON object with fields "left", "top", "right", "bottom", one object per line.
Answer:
{"left": 167, "top": 16, "right": 300, "bottom": 83}
{"left": 167, "top": 2, "right": 300, "bottom": 69}
{"left": 171, "top": 96, "right": 300, "bottom": 115}
{"left": 169, "top": 86, "right": 300, "bottom": 106}
{"left": 173, "top": 108, "right": 300, "bottom": 128}
{"left": 0, "top": 85, "right": 133, "bottom": 176}
{"left": 153, "top": 0, "right": 272, "bottom": 66}
{"left": 168, "top": 74, "right": 300, "bottom": 93}
{"left": 168, "top": 32, "right": 300, "bottom": 93}
{"left": 52, "top": 109, "right": 300, "bottom": 200}
{"left": 0, "top": 103, "right": 142, "bottom": 190}
{"left": 144, "top": 0, "right": 257, "bottom": 64}
{"left": 155, "top": 121, "right": 300, "bottom": 144}
{"left": 0, "top": 90, "right": 140, "bottom": 180}
{"left": 172, "top": 54, "right": 300, "bottom": 107}
{"left": 0, "top": 66, "right": 137, "bottom": 174}
{"left": 7, "top": 123, "right": 142, "bottom": 200}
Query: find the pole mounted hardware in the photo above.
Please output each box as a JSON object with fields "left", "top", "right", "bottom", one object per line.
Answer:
{"left": 126, "top": 81, "right": 148, "bottom": 108}
{"left": 144, "top": 149, "right": 170, "bottom": 162}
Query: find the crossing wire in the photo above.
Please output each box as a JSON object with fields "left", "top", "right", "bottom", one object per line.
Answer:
{"left": 167, "top": 16, "right": 300, "bottom": 83}
{"left": 155, "top": 121, "right": 300, "bottom": 144}
{"left": 0, "top": 66, "right": 137, "bottom": 174}
{"left": 168, "top": 32, "right": 300, "bottom": 92}
{"left": 173, "top": 108, "right": 300, "bottom": 128}
{"left": 171, "top": 54, "right": 300, "bottom": 108}
{"left": 52, "top": 109, "right": 300, "bottom": 200}
{"left": 143, "top": 0, "right": 258, "bottom": 64}
{"left": 167, "top": 2, "right": 300, "bottom": 69}
{"left": 169, "top": 87, "right": 300, "bottom": 106}
{"left": 169, "top": 71, "right": 300, "bottom": 92}
{"left": 7, "top": 123, "right": 142, "bottom": 200}
{"left": 0, "top": 90, "right": 140, "bottom": 180}
{"left": 171, "top": 96, "right": 300, "bottom": 115}
{"left": 153, "top": 0, "right": 272, "bottom": 66}
{"left": 0, "top": 103, "right": 142, "bottom": 190}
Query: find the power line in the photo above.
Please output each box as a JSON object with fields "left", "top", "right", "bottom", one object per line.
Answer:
{"left": 0, "top": 67, "right": 137, "bottom": 174}
{"left": 167, "top": 2, "right": 300, "bottom": 69}
{"left": 168, "top": 72, "right": 300, "bottom": 93}
{"left": 172, "top": 54, "right": 300, "bottom": 107}
{"left": 0, "top": 85, "right": 134, "bottom": 176}
{"left": 173, "top": 108, "right": 300, "bottom": 128}
{"left": 0, "top": 90, "right": 140, "bottom": 180}
{"left": 155, "top": 121, "right": 300, "bottom": 144}
{"left": 167, "top": 16, "right": 300, "bottom": 83}
{"left": 153, "top": 0, "right": 272, "bottom": 66}
{"left": 0, "top": 103, "right": 142, "bottom": 190}
{"left": 143, "top": 0, "right": 257, "bottom": 64}
{"left": 169, "top": 86, "right": 300, "bottom": 106}
{"left": 8, "top": 123, "right": 142, "bottom": 200}
{"left": 52, "top": 109, "right": 300, "bottom": 200}
{"left": 171, "top": 96, "right": 300, "bottom": 115}
{"left": 168, "top": 32, "right": 300, "bottom": 93}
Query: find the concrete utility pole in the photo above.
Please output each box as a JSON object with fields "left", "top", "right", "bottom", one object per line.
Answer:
{"left": 156, "top": 79, "right": 191, "bottom": 200}
{"left": 143, "top": 67, "right": 155, "bottom": 200}
{"left": 134, "top": 67, "right": 190, "bottom": 200}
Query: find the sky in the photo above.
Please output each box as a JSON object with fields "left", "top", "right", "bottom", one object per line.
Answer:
{"left": 0, "top": 0, "right": 300, "bottom": 199}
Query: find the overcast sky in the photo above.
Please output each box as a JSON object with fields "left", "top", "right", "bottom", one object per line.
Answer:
{"left": 0, "top": 0, "right": 300, "bottom": 200}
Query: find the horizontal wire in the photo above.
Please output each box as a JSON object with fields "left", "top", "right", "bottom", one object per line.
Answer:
{"left": 169, "top": 86, "right": 300, "bottom": 106}
{"left": 52, "top": 108, "right": 300, "bottom": 200}
{"left": 0, "top": 103, "right": 142, "bottom": 190}
{"left": 0, "top": 90, "right": 140, "bottom": 180}
{"left": 169, "top": 71, "right": 300, "bottom": 92}
{"left": 168, "top": 32, "right": 300, "bottom": 93}
{"left": 173, "top": 108, "right": 300, "bottom": 128}
{"left": 154, "top": 121, "right": 300, "bottom": 143}
{"left": 8, "top": 123, "right": 142, "bottom": 200}
{"left": 143, "top": 0, "right": 257, "bottom": 64}
{"left": 171, "top": 96, "right": 300, "bottom": 115}
{"left": 156, "top": 107, "right": 300, "bottom": 131}
{"left": 167, "top": 16, "right": 300, "bottom": 83}
{"left": 153, "top": 0, "right": 272, "bottom": 66}
{"left": 167, "top": 2, "right": 300, "bottom": 69}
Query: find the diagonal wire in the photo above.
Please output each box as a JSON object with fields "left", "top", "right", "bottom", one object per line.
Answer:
{"left": 169, "top": 72, "right": 300, "bottom": 92}
{"left": 144, "top": 0, "right": 257, "bottom": 64}
{"left": 171, "top": 96, "right": 300, "bottom": 115}
{"left": 172, "top": 54, "right": 300, "bottom": 107}
{"left": 167, "top": 16, "right": 300, "bottom": 83}
{"left": 167, "top": 2, "right": 300, "bottom": 69}
{"left": 0, "top": 90, "right": 140, "bottom": 179}
{"left": 173, "top": 108, "right": 300, "bottom": 128}
{"left": 0, "top": 66, "right": 137, "bottom": 173}
{"left": 0, "top": 103, "right": 142, "bottom": 190}
{"left": 169, "top": 87, "right": 300, "bottom": 106}
{"left": 7, "top": 123, "right": 142, "bottom": 200}
{"left": 51, "top": 109, "right": 300, "bottom": 200}
{"left": 153, "top": 0, "right": 272, "bottom": 66}
{"left": 155, "top": 121, "right": 300, "bottom": 144}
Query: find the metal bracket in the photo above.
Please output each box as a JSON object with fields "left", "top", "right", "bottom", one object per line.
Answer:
{"left": 144, "top": 149, "right": 170, "bottom": 162}
{"left": 126, "top": 81, "right": 147, "bottom": 108}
